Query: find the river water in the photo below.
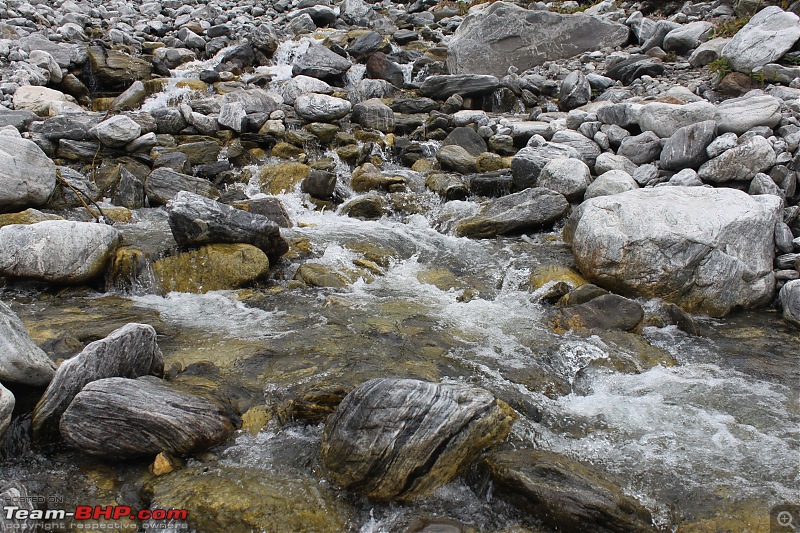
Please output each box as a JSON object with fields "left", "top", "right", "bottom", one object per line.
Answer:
{"left": 1, "top": 34, "right": 798, "bottom": 533}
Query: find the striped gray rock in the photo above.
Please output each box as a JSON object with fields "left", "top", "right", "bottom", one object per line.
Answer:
{"left": 565, "top": 187, "right": 782, "bottom": 316}
{"left": 292, "top": 43, "right": 352, "bottom": 81}
{"left": 0, "top": 301, "right": 56, "bottom": 386}
{"left": 32, "top": 323, "right": 164, "bottom": 443}
{"left": 722, "top": 6, "right": 800, "bottom": 72}
{"left": 294, "top": 93, "right": 352, "bottom": 122}
{"left": 60, "top": 376, "right": 233, "bottom": 459}
{"left": 698, "top": 135, "right": 776, "bottom": 183}
{"left": 0, "top": 221, "right": 120, "bottom": 283}
{"left": 716, "top": 94, "right": 782, "bottom": 135}
{"left": 167, "top": 191, "right": 288, "bottom": 261}
{"left": 660, "top": 120, "right": 717, "bottom": 170}
{"left": 321, "top": 378, "right": 515, "bottom": 501}
{"left": 419, "top": 74, "right": 500, "bottom": 100}
{"left": 352, "top": 98, "right": 395, "bottom": 133}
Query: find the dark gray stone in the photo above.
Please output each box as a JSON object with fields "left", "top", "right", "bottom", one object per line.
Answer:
{"left": 144, "top": 168, "right": 219, "bottom": 206}
{"left": 292, "top": 43, "right": 352, "bottom": 81}
{"left": 167, "top": 191, "right": 288, "bottom": 261}
{"left": 419, "top": 74, "right": 500, "bottom": 100}
{"left": 455, "top": 187, "right": 569, "bottom": 238}
{"left": 617, "top": 131, "right": 663, "bottom": 165}
{"left": 660, "top": 120, "right": 717, "bottom": 170}
{"left": 606, "top": 55, "right": 665, "bottom": 85}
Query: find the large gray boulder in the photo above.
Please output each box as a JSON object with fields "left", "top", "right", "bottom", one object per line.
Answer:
{"left": 90, "top": 115, "right": 142, "bottom": 147}
{"left": 697, "top": 135, "right": 776, "bottom": 183}
{"left": 564, "top": 187, "right": 782, "bottom": 316}
{"left": 294, "top": 93, "right": 352, "bottom": 122}
{"left": 167, "top": 192, "right": 288, "bottom": 261}
{"left": 60, "top": 376, "right": 234, "bottom": 459}
{"left": 446, "top": 2, "right": 629, "bottom": 76}
{"left": 584, "top": 170, "right": 638, "bottom": 200}
{"left": 722, "top": 6, "right": 800, "bottom": 73}
{"left": 0, "top": 221, "right": 120, "bottom": 283}
{"left": 455, "top": 187, "right": 569, "bottom": 238}
{"left": 32, "top": 323, "right": 164, "bottom": 442}
{"left": 536, "top": 158, "right": 592, "bottom": 201}
{"left": 321, "top": 378, "right": 515, "bottom": 501}
{"left": 0, "top": 301, "right": 56, "bottom": 386}
{"left": 0, "top": 137, "right": 56, "bottom": 213}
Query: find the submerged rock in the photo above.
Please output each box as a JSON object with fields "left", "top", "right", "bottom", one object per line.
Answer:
{"left": 0, "top": 221, "right": 120, "bottom": 284}
{"left": 554, "top": 294, "right": 645, "bottom": 333}
{"left": 32, "top": 323, "right": 164, "bottom": 442}
{"left": 470, "top": 447, "right": 656, "bottom": 532}
{"left": 152, "top": 243, "right": 270, "bottom": 294}
{"left": 321, "top": 378, "right": 515, "bottom": 501}
{"left": 0, "top": 301, "right": 56, "bottom": 386}
{"left": 61, "top": 376, "right": 233, "bottom": 459}
{"left": 565, "top": 188, "right": 782, "bottom": 316}
{"left": 456, "top": 187, "right": 569, "bottom": 238}
{"left": 144, "top": 465, "right": 353, "bottom": 533}
{"left": 168, "top": 192, "right": 288, "bottom": 261}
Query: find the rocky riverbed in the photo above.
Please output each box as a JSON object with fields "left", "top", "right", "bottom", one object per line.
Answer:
{"left": 0, "top": 0, "right": 799, "bottom": 531}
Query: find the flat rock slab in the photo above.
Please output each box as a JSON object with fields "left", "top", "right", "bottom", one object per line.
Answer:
{"left": 565, "top": 187, "right": 782, "bottom": 317}
{"left": 447, "top": 2, "right": 629, "bottom": 76}
{"left": 145, "top": 167, "right": 219, "bottom": 206}
{"left": 0, "top": 221, "right": 120, "bottom": 284}
{"left": 60, "top": 376, "right": 233, "bottom": 459}
{"left": 321, "top": 377, "right": 515, "bottom": 501}
{"left": 456, "top": 187, "right": 569, "bottom": 238}
{"left": 32, "top": 323, "right": 164, "bottom": 442}
{"left": 0, "top": 300, "right": 56, "bottom": 386}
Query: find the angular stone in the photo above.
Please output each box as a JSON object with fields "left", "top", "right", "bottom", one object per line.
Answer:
{"left": 663, "top": 21, "right": 714, "bottom": 54}
{"left": 550, "top": 130, "right": 601, "bottom": 167}
{"left": 617, "top": 131, "right": 662, "bottom": 165}
{"left": 511, "top": 143, "right": 580, "bottom": 191}
{"left": 689, "top": 37, "right": 730, "bottom": 67}
{"left": 698, "top": 136, "right": 776, "bottom": 183}
{"left": 168, "top": 191, "right": 288, "bottom": 261}
{"left": 87, "top": 46, "right": 153, "bottom": 92}
{"left": 0, "top": 300, "right": 56, "bottom": 386}
{"left": 565, "top": 187, "right": 782, "bottom": 316}
{"left": 660, "top": 120, "right": 717, "bottom": 170}
{"left": 352, "top": 98, "right": 394, "bottom": 132}
{"left": 292, "top": 43, "right": 352, "bottom": 81}
{"left": 273, "top": 76, "right": 333, "bottom": 105}
{"left": 60, "top": 376, "right": 233, "bottom": 459}
{"left": 32, "top": 323, "right": 163, "bottom": 442}
{"left": 559, "top": 71, "right": 591, "bottom": 111}
{"left": 220, "top": 88, "right": 283, "bottom": 114}
{"left": 455, "top": 187, "right": 569, "bottom": 238}
{"left": 436, "top": 145, "right": 477, "bottom": 175}
{"left": 91, "top": 115, "right": 142, "bottom": 147}
{"left": 446, "top": 2, "right": 629, "bottom": 76}
{"left": 321, "top": 378, "right": 515, "bottom": 501}
{"left": 366, "top": 52, "right": 404, "bottom": 88}
{"left": 606, "top": 55, "right": 665, "bottom": 85}
{"left": 12, "top": 86, "right": 75, "bottom": 116}
{"left": 0, "top": 221, "right": 120, "bottom": 284}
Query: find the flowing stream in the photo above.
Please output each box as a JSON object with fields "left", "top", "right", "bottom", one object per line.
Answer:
{"left": 1, "top": 36, "right": 798, "bottom": 533}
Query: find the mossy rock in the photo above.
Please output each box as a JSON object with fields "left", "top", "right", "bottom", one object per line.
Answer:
{"left": 476, "top": 152, "right": 508, "bottom": 172}
{"left": 0, "top": 209, "right": 63, "bottom": 229}
{"left": 175, "top": 79, "right": 208, "bottom": 92}
{"left": 258, "top": 162, "right": 311, "bottom": 195}
{"left": 294, "top": 263, "right": 360, "bottom": 288}
{"left": 304, "top": 122, "right": 339, "bottom": 144}
{"left": 143, "top": 466, "right": 354, "bottom": 533}
{"left": 153, "top": 243, "right": 270, "bottom": 294}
